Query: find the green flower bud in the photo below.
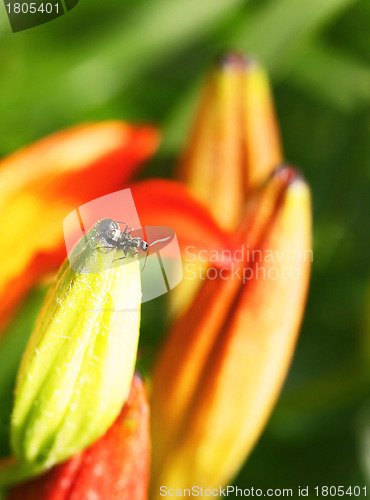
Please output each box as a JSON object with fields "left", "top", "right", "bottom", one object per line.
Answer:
{"left": 10, "top": 219, "right": 142, "bottom": 469}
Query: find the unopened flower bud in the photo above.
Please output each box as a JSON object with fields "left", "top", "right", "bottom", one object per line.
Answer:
{"left": 151, "top": 167, "right": 312, "bottom": 493}
{"left": 10, "top": 218, "right": 142, "bottom": 470}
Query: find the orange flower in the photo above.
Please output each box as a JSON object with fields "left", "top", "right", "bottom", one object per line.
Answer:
{"left": 151, "top": 167, "right": 312, "bottom": 493}
{"left": 0, "top": 122, "right": 159, "bottom": 334}
{"left": 7, "top": 374, "right": 150, "bottom": 500}
{"left": 0, "top": 54, "right": 313, "bottom": 499}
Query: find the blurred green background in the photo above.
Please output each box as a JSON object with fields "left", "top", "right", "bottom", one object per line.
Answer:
{"left": 0, "top": 0, "right": 369, "bottom": 496}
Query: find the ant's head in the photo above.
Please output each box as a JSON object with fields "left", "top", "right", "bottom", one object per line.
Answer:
{"left": 140, "top": 240, "right": 148, "bottom": 252}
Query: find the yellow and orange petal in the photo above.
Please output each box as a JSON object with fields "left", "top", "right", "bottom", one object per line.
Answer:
{"left": 0, "top": 121, "right": 159, "bottom": 333}
{"left": 131, "top": 179, "right": 237, "bottom": 266}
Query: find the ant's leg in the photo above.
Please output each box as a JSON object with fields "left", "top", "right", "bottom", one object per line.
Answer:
{"left": 117, "top": 223, "right": 134, "bottom": 235}
{"left": 115, "top": 222, "right": 130, "bottom": 234}
{"left": 113, "top": 255, "right": 127, "bottom": 263}
{"left": 114, "top": 245, "right": 128, "bottom": 262}
{"left": 113, "top": 245, "right": 128, "bottom": 263}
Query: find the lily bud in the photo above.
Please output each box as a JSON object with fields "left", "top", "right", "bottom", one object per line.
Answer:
{"left": 151, "top": 167, "right": 312, "bottom": 494}
{"left": 178, "top": 52, "right": 282, "bottom": 230}
{"left": 173, "top": 52, "right": 282, "bottom": 317}
{"left": 7, "top": 374, "right": 150, "bottom": 500}
{"left": 10, "top": 218, "right": 142, "bottom": 471}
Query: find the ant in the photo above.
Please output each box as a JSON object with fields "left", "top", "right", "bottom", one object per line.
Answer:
{"left": 93, "top": 218, "right": 149, "bottom": 269}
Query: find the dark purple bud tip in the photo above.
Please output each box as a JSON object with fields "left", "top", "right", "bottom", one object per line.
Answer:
{"left": 216, "top": 51, "right": 257, "bottom": 72}
{"left": 272, "top": 164, "right": 305, "bottom": 185}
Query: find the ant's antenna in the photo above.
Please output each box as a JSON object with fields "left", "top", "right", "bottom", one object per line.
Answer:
{"left": 149, "top": 236, "right": 172, "bottom": 246}
{"left": 141, "top": 236, "right": 171, "bottom": 272}
{"left": 141, "top": 252, "right": 148, "bottom": 271}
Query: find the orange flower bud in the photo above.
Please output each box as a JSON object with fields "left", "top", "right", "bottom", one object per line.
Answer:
{"left": 178, "top": 52, "right": 282, "bottom": 231}
{"left": 173, "top": 52, "right": 282, "bottom": 317}
{"left": 151, "top": 167, "right": 312, "bottom": 494}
